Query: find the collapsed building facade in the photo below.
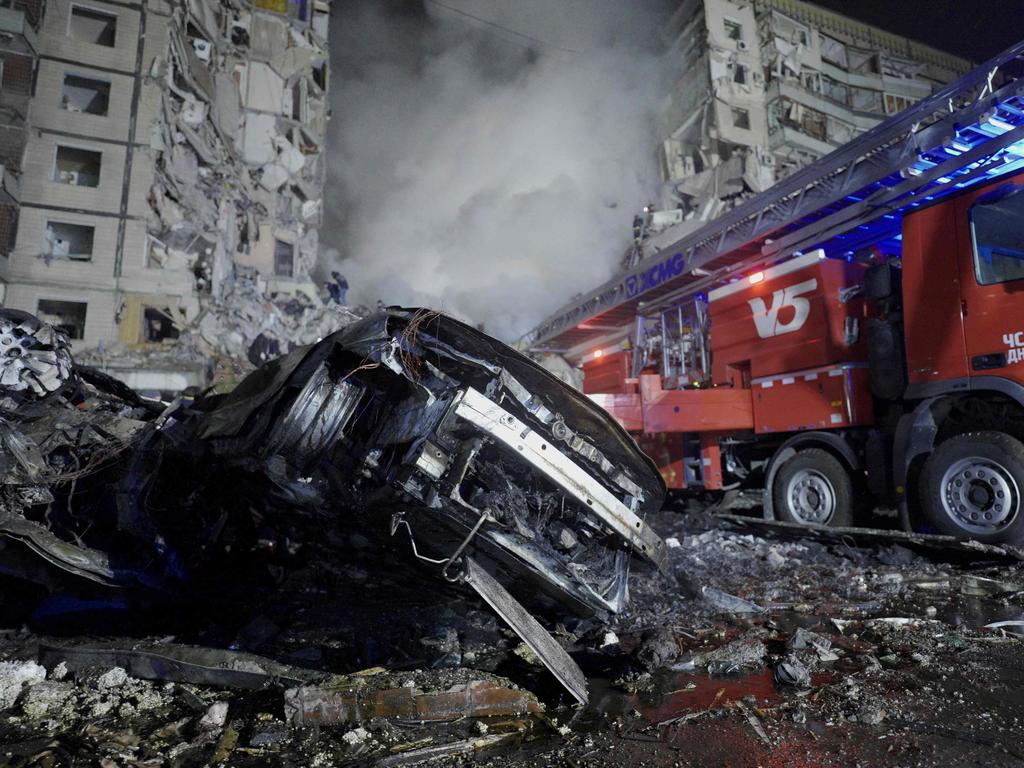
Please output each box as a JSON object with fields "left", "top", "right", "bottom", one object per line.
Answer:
{"left": 630, "top": 0, "right": 971, "bottom": 264}
{"left": 0, "top": 0, "right": 332, "bottom": 387}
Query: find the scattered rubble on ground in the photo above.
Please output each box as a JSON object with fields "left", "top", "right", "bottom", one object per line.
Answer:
{"left": 0, "top": 507, "right": 1018, "bottom": 765}
{"left": 1, "top": 310, "right": 1023, "bottom": 765}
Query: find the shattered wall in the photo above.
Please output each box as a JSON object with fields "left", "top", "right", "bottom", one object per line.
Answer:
{"left": 634, "top": 0, "right": 971, "bottom": 265}
{"left": 0, "top": 0, "right": 333, "bottom": 368}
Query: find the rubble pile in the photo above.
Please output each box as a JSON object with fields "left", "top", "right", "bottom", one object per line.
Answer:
{"left": 0, "top": 508, "right": 1018, "bottom": 765}
{"left": 2, "top": 309, "right": 1023, "bottom": 765}
{"left": 195, "top": 272, "right": 362, "bottom": 364}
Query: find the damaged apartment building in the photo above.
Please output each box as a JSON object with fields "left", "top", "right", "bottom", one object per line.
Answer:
{"left": 633, "top": 0, "right": 971, "bottom": 262}
{"left": 0, "top": 0, "right": 332, "bottom": 385}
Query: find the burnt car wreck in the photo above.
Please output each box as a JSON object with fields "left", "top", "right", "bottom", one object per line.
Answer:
{"left": 0, "top": 307, "right": 665, "bottom": 705}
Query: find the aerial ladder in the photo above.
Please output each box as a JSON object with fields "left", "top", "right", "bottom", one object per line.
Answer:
{"left": 524, "top": 39, "right": 1024, "bottom": 544}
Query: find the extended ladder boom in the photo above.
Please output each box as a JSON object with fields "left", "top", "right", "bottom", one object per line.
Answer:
{"left": 524, "top": 39, "right": 1024, "bottom": 355}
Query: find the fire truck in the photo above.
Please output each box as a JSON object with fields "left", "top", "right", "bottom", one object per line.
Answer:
{"left": 524, "top": 40, "right": 1024, "bottom": 544}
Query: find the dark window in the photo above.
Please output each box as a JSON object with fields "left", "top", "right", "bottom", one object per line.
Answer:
{"left": 45, "top": 221, "right": 94, "bottom": 260}
{"left": 69, "top": 6, "right": 117, "bottom": 47}
{"left": 0, "top": 204, "right": 18, "bottom": 256}
{"left": 312, "top": 61, "right": 326, "bottom": 91}
{"left": 274, "top": 239, "right": 293, "bottom": 277}
{"left": 731, "top": 107, "right": 750, "bottom": 130}
{"left": 723, "top": 19, "right": 742, "bottom": 41}
{"left": 971, "top": 186, "right": 1024, "bottom": 286}
{"left": 54, "top": 145, "right": 101, "bottom": 187}
{"left": 733, "top": 65, "right": 747, "bottom": 85}
{"left": 37, "top": 299, "right": 87, "bottom": 340}
{"left": 143, "top": 307, "right": 180, "bottom": 342}
{"left": 291, "top": 80, "right": 302, "bottom": 121}
{"left": 61, "top": 74, "right": 110, "bottom": 115}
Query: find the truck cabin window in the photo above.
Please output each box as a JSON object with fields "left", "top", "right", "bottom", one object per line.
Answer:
{"left": 971, "top": 185, "right": 1024, "bottom": 285}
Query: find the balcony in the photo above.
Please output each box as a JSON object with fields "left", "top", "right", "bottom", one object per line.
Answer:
{"left": 0, "top": 90, "right": 29, "bottom": 122}
{"left": 766, "top": 79, "right": 885, "bottom": 132}
{"left": 0, "top": 0, "right": 43, "bottom": 50}
{"left": 0, "top": 161, "right": 21, "bottom": 203}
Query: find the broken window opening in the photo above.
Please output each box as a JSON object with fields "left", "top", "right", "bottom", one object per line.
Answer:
{"left": 60, "top": 73, "right": 111, "bottom": 116}
{"left": 0, "top": 204, "right": 18, "bottom": 257}
{"left": 37, "top": 299, "right": 87, "bottom": 340}
{"left": 298, "top": 127, "right": 318, "bottom": 155}
{"left": 54, "top": 145, "right": 101, "bottom": 187}
{"left": 45, "top": 221, "right": 95, "bottom": 260}
{"left": 143, "top": 307, "right": 180, "bottom": 342}
{"left": 772, "top": 10, "right": 808, "bottom": 46}
{"left": 274, "top": 239, "right": 294, "bottom": 277}
{"left": 723, "top": 18, "right": 742, "bottom": 42}
{"left": 69, "top": 5, "right": 117, "bottom": 47}
{"left": 731, "top": 107, "right": 751, "bottom": 130}
{"left": 187, "top": 22, "right": 212, "bottom": 62}
{"left": 733, "top": 64, "right": 747, "bottom": 85}
{"left": 848, "top": 47, "right": 880, "bottom": 75}
{"left": 312, "top": 61, "right": 326, "bottom": 91}
{"left": 291, "top": 80, "right": 304, "bottom": 122}
{"left": 884, "top": 93, "right": 911, "bottom": 115}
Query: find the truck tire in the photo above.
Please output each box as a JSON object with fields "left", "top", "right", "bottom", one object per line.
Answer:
{"left": 920, "top": 431, "right": 1024, "bottom": 544}
{"left": 772, "top": 448, "right": 854, "bottom": 527}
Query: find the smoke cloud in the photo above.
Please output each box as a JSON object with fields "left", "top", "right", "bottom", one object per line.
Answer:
{"left": 322, "top": 0, "right": 670, "bottom": 342}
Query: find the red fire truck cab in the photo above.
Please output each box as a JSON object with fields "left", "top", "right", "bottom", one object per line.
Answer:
{"left": 586, "top": 170, "right": 1024, "bottom": 544}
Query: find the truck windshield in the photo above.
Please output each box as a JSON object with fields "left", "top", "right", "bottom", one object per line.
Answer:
{"left": 970, "top": 186, "right": 1024, "bottom": 285}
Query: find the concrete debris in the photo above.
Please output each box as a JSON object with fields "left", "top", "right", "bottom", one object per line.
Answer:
{"left": 788, "top": 627, "right": 831, "bottom": 654}
{"left": 695, "top": 636, "right": 768, "bottom": 674}
{"left": 96, "top": 667, "right": 129, "bottom": 690}
{"left": 636, "top": 628, "right": 679, "bottom": 670}
{"left": 196, "top": 271, "right": 362, "bottom": 365}
{"left": 0, "top": 477, "right": 1017, "bottom": 764}
{"left": 341, "top": 726, "right": 370, "bottom": 746}
{"left": 200, "top": 701, "right": 230, "bottom": 730}
{"left": 0, "top": 660, "right": 47, "bottom": 709}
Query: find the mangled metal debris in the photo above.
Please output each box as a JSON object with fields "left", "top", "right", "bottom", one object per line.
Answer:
{"left": 0, "top": 307, "right": 666, "bottom": 705}
{"left": 284, "top": 669, "right": 543, "bottom": 726}
{"left": 0, "top": 310, "right": 73, "bottom": 396}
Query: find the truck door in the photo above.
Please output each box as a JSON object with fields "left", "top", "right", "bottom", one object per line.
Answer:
{"left": 954, "top": 182, "right": 1024, "bottom": 385}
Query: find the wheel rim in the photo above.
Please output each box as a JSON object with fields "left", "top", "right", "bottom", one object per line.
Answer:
{"left": 939, "top": 457, "right": 1020, "bottom": 534}
{"left": 785, "top": 469, "right": 836, "bottom": 525}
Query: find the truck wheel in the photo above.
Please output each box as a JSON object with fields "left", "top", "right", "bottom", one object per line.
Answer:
{"left": 772, "top": 449, "right": 854, "bottom": 527}
{"left": 920, "top": 431, "right": 1024, "bottom": 543}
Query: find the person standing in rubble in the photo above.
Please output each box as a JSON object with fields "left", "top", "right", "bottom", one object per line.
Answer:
{"left": 325, "top": 271, "right": 349, "bottom": 305}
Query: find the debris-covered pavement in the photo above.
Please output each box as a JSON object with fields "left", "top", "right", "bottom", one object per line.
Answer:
{"left": 2, "top": 308, "right": 1024, "bottom": 766}
{"left": 0, "top": 509, "right": 1021, "bottom": 766}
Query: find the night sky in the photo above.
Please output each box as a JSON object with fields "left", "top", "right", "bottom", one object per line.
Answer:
{"left": 812, "top": 1, "right": 1021, "bottom": 63}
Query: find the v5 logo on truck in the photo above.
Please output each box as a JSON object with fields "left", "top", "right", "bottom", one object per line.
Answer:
{"left": 749, "top": 279, "right": 818, "bottom": 339}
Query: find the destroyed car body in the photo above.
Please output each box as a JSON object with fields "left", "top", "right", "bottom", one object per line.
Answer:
{"left": 0, "top": 308, "right": 666, "bottom": 704}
